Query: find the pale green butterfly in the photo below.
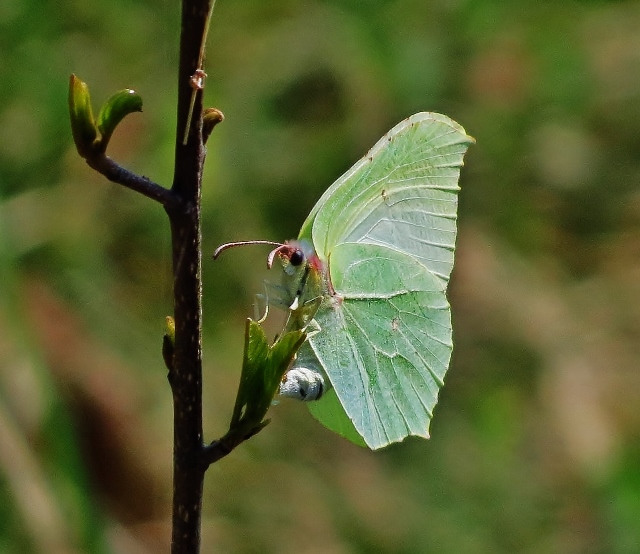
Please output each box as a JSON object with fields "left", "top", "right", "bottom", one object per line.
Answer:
{"left": 217, "top": 112, "right": 473, "bottom": 449}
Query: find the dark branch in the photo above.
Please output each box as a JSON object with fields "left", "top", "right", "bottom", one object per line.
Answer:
{"left": 168, "top": 0, "right": 213, "bottom": 552}
{"left": 200, "top": 424, "right": 269, "bottom": 469}
{"left": 200, "top": 437, "right": 239, "bottom": 468}
{"left": 85, "top": 153, "right": 178, "bottom": 208}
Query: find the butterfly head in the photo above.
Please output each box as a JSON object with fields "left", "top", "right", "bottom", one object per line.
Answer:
{"left": 213, "top": 238, "right": 328, "bottom": 326}
{"left": 267, "top": 239, "right": 320, "bottom": 272}
{"left": 268, "top": 240, "right": 326, "bottom": 316}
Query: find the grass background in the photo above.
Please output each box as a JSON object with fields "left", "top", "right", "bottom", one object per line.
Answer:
{"left": 1, "top": 0, "right": 640, "bottom": 552}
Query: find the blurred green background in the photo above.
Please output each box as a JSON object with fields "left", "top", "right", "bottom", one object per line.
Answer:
{"left": 1, "top": 0, "right": 640, "bottom": 552}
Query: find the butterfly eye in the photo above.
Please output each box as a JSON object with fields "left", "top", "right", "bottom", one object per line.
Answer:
{"left": 289, "top": 248, "right": 305, "bottom": 266}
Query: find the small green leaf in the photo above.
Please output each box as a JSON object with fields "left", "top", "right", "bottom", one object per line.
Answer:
{"left": 229, "top": 319, "right": 306, "bottom": 437}
{"left": 230, "top": 320, "right": 270, "bottom": 429}
{"left": 261, "top": 325, "right": 307, "bottom": 413}
{"left": 68, "top": 74, "right": 98, "bottom": 158}
{"left": 96, "top": 88, "right": 143, "bottom": 152}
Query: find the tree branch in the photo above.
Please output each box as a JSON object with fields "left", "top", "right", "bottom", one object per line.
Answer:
{"left": 200, "top": 424, "right": 268, "bottom": 470}
{"left": 85, "top": 153, "right": 178, "bottom": 208}
{"left": 71, "top": 0, "right": 253, "bottom": 550}
{"left": 166, "top": 0, "right": 213, "bottom": 552}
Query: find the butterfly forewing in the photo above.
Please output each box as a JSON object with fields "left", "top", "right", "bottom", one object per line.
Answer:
{"left": 308, "top": 112, "right": 472, "bottom": 283}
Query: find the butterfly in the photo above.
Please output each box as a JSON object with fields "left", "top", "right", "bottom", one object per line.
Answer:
{"left": 217, "top": 112, "right": 473, "bottom": 449}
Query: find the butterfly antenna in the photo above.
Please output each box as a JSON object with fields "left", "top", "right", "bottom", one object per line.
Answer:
{"left": 213, "top": 240, "right": 284, "bottom": 261}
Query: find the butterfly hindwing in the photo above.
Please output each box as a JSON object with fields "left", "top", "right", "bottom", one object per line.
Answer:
{"left": 302, "top": 242, "right": 451, "bottom": 448}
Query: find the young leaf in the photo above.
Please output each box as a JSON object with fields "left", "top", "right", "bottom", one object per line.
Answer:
{"left": 96, "top": 89, "right": 143, "bottom": 152}
{"left": 68, "top": 74, "right": 98, "bottom": 158}
{"left": 229, "top": 319, "right": 306, "bottom": 437}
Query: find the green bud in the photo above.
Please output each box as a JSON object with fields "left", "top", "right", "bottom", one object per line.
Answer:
{"left": 68, "top": 74, "right": 98, "bottom": 158}
{"left": 96, "top": 88, "right": 143, "bottom": 152}
{"left": 162, "top": 316, "right": 176, "bottom": 372}
{"left": 202, "top": 107, "right": 224, "bottom": 145}
{"left": 164, "top": 316, "right": 176, "bottom": 344}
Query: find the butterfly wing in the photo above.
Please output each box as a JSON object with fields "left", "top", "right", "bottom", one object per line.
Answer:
{"left": 296, "top": 113, "right": 473, "bottom": 448}
{"left": 306, "top": 243, "right": 452, "bottom": 448}
{"left": 300, "top": 112, "right": 473, "bottom": 283}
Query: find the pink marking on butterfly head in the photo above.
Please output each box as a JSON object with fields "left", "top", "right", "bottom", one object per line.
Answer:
{"left": 307, "top": 251, "right": 324, "bottom": 273}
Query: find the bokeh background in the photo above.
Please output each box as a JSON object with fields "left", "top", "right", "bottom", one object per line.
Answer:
{"left": 2, "top": 0, "right": 640, "bottom": 552}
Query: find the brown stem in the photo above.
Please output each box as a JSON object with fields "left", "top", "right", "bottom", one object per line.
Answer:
{"left": 77, "top": 1, "right": 264, "bottom": 549}
{"left": 166, "top": 0, "right": 212, "bottom": 552}
{"left": 200, "top": 423, "right": 269, "bottom": 470}
{"left": 85, "top": 153, "right": 178, "bottom": 208}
